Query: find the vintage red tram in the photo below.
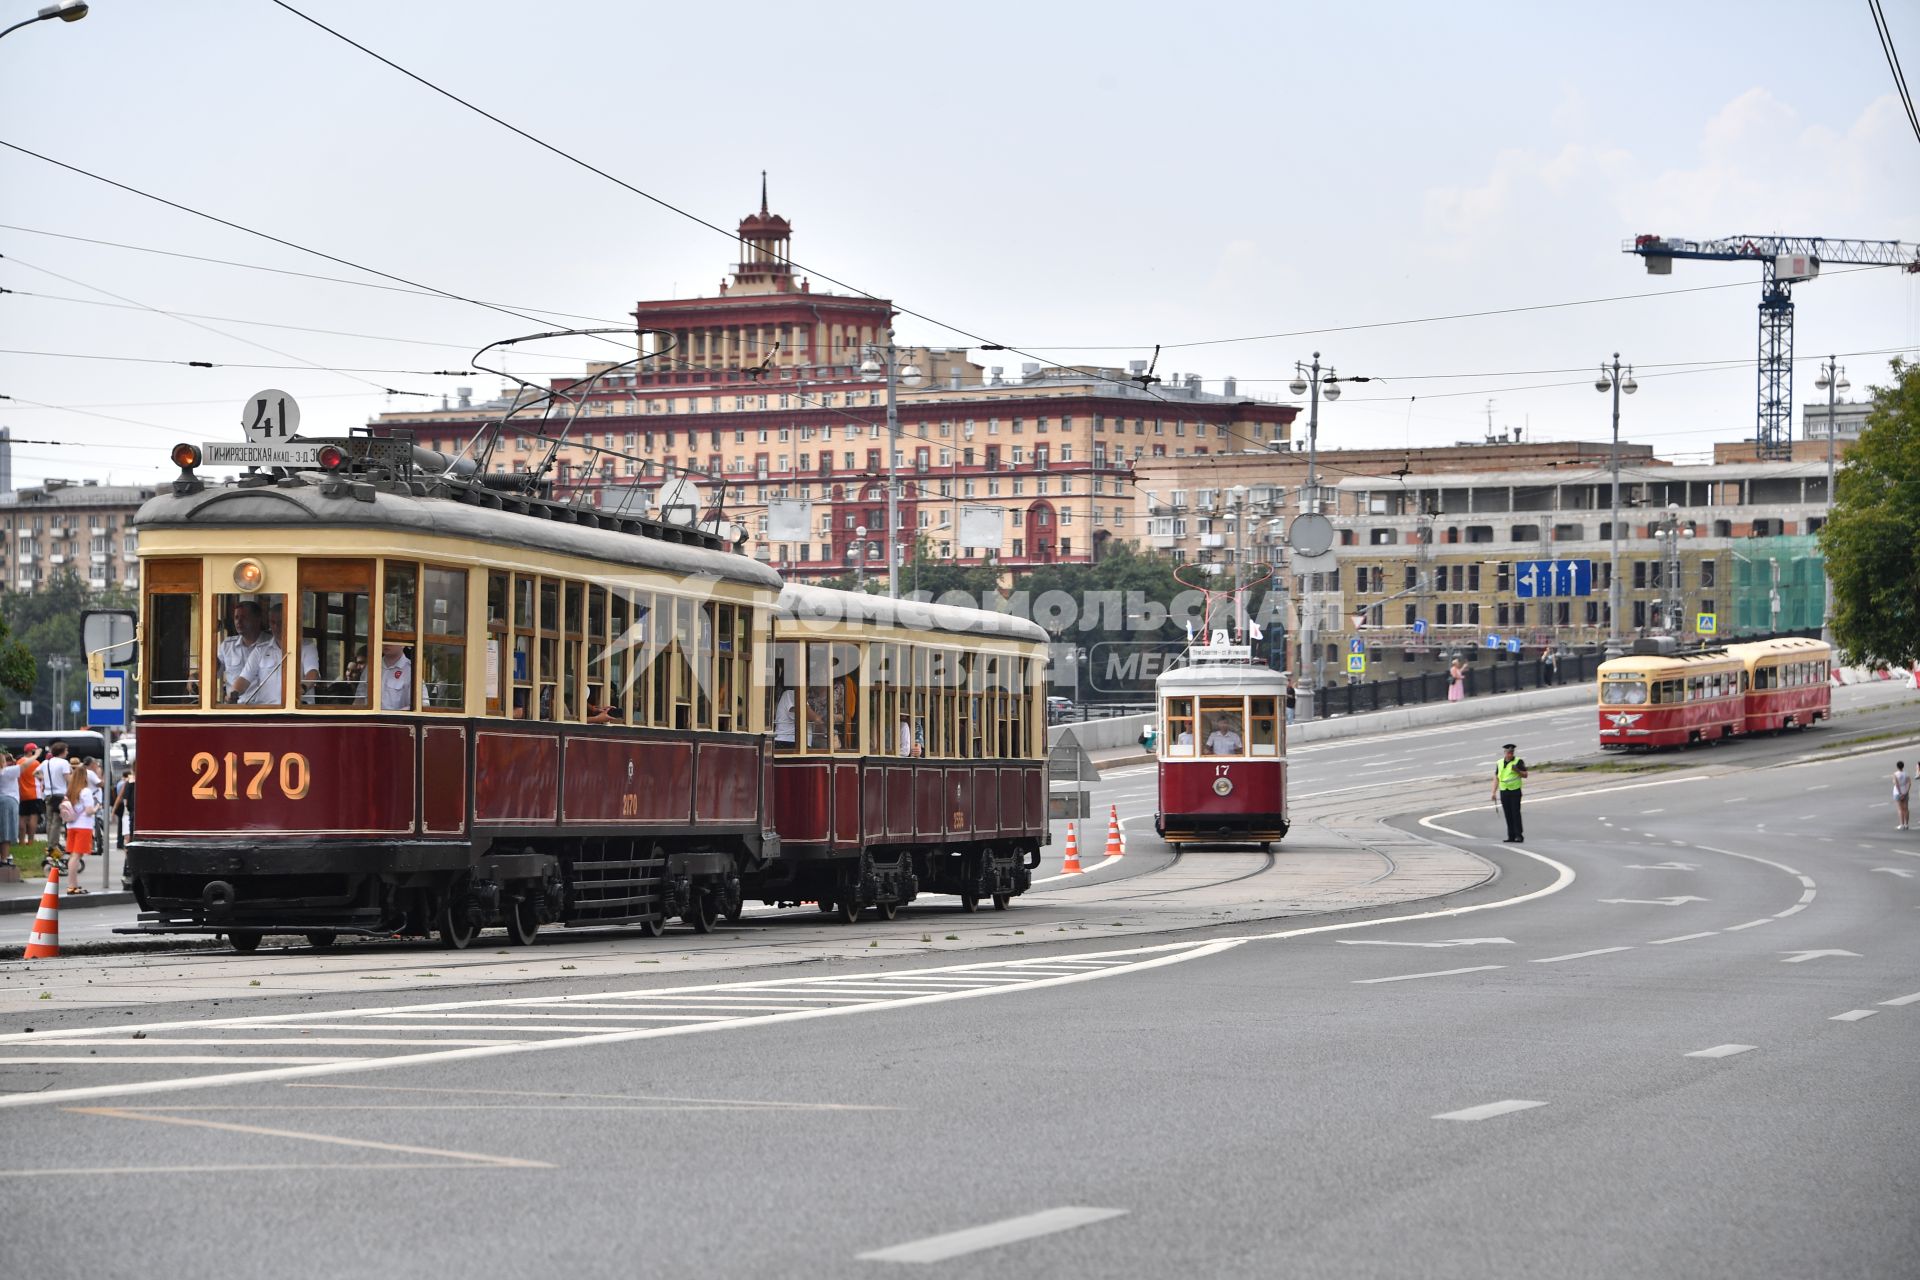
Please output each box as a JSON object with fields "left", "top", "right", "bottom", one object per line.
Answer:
{"left": 1596, "top": 637, "right": 1830, "bottom": 749}
{"left": 760, "top": 585, "right": 1049, "bottom": 920}
{"left": 121, "top": 444, "right": 1047, "bottom": 950}
{"left": 1729, "top": 636, "right": 1831, "bottom": 732}
{"left": 1152, "top": 635, "right": 1288, "bottom": 848}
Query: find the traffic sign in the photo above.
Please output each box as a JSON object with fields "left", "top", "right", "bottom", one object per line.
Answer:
{"left": 87, "top": 670, "right": 127, "bottom": 729}
{"left": 241, "top": 389, "right": 300, "bottom": 442}
{"left": 1506, "top": 638, "right": 1522, "bottom": 653}
{"left": 203, "top": 442, "right": 322, "bottom": 467}
{"left": 1348, "top": 636, "right": 1365, "bottom": 654}
{"left": 1484, "top": 633, "right": 1502, "bottom": 649}
{"left": 1411, "top": 618, "right": 1427, "bottom": 636}
{"left": 1346, "top": 653, "right": 1366, "bottom": 675}
{"left": 1696, "top": 612, "right": 1718, "bottom": 635}
{"left": 1514, "top": 558, "right": 1593, "bottom": 598}
{"left": 68, "top": 700, "right": 81, "bottom": 717}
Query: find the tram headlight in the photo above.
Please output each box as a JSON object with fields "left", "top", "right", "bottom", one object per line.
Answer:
{"left": 317, "top": 444, "right": 346, "bottom": 471}
{"left": 232, "top": 559, "right": 266, "bottom": 592}
{"left": 170, "top": 442, "right": 201, "bottom": 471}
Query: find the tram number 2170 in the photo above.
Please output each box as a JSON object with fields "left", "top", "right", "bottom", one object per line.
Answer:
{"left": 189, "top": 751, "right": 313, "bottom": 801}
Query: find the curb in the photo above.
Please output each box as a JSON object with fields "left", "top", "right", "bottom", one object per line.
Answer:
{"left": 0, "top": 890, "right": 134, "bottom": 915}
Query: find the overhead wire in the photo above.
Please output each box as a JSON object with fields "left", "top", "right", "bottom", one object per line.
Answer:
{"left": 1868, "top": 0, "right": 1920, "bottom": 146}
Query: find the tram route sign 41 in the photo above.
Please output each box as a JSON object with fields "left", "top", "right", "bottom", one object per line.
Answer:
{"left": 1514, "top": 559, "right": 1592, "bottom": 598}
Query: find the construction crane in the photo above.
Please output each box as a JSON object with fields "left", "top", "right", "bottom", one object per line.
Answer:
{"left": 1624, "top": 234, "right": 1920, "bottom": 459}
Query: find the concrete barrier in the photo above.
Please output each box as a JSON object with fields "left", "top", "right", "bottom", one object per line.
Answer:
{"left": 1049, "top": 682, "right": 1598, "bottom": 753}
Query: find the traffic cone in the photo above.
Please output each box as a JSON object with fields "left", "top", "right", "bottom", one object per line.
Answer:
{"left": 1061, "top": 822, "right": 1083, "bottom": 875}
{"left": 24, "top": 858, "right": 60, "bottom": 959}
{"left": 1106, "top": 805, "right": 1125, "bottom": 860}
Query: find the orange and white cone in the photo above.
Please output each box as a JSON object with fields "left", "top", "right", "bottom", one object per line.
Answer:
{"left": 24, "top": 859, "right": 60, "bottom": 959}
{"left": 1061, "top": 822, "right": 1083, "bottom": 875}
{"left": 1106, "top": 805, "right": 1125, "bottom": 860}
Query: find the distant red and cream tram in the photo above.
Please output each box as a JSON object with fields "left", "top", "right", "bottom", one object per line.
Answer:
{"left": 1153, "top": 639, "right": 1288, "bottom": 848}
{"left": 1597, "top": 648, "right": 1745, "bottom": 748}
{"left": 1729, "top": 636, "right": 1831, "bottom": 732}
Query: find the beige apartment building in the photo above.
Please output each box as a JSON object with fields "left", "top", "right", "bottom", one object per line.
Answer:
{"left": 0, "top": 479, "right": 154, "bottom": 595}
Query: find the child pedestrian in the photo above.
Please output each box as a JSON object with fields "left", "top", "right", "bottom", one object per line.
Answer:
{"left": 64, "top": 788, "right": 95, "bottom": 894}
{"left": 1895, "top": 759, "right": 1911, "bottom": 831}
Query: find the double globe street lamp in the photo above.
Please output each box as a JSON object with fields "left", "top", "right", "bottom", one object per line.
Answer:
{"left": 858, "top": 331, "right": 924, "bottom": 599}
{"left": 1595, "top": 355, "right": 1638, "bottom": 659}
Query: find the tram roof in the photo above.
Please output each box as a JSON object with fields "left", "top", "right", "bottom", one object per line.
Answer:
{"left": 1597, "top": 648, "right": 1740, "bottom": 675}
{"left": 1155, "top": 662, "right": 1288, "bottom": 691}
{"left": 134, "top": 479, "right": 784, "bottom": 592}
{"left": 776, "top": 583, "right": 1049, "bottom": 645}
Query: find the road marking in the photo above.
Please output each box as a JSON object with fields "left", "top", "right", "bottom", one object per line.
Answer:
{"left": 858, "top": 1207, "right": 1128, "bottom": 1264}
{"left": 1723, "top": 919, "right": 1772, "bottom": 931}
{"left": 1780, "top": 950, "right": 1859, "bottom": 963}
{"left": 1807, "top": 785, "right": 1830, "bottom": 791}
{"left": 1685, "top": 1044, "right": 1757, "bottom": 1059}
{"left": 0, "top": 1056, "right": 369, "bottom": 1065}
{"left": 1353, "top": 965, "right": 1504, "bottom": 985}
{"left": 1532, "top": 947, "right": 1632, "bottom": 963}
{"left": 1873, "top": 867, "right": 1917, "bottom": 878}
{"left": 290, "top": 1083, "right": 896, "bottom": 1110}
{"left": 66, "top": 1105, "right": 550, "bottom": 1168}
{"left": 1432, "top": 1099, "right": 1546, "bottom": 1122}
{"left": 1721, "top": 797, "right": 1748, "bottom": 804}
{"left": 1830, "top": 1010, "right": 1878, "bottom": 1021}
{"left": 1643, "top": 809, "right": 1666, "bottom": 815}
{"left": 1879, "top": 991, "right": 1920, "bottom": 1007}
{"left": 1599, "top": 896, "right": 1707, "bottom": 906}
{"left": 1625, "top": 862, "right": 1699, "bottom": 871}
{"left": 1648, "top": 932, "right": 1718, "bottom": 945}
{"left": 1338, "top": 938, "right": 1512, "bottom": 949}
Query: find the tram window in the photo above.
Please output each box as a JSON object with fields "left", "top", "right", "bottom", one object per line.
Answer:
{"left": 698, "top": 601, "right": 718, "bottom": 730}
{"left": 603, "top": 591, "right": 630, "bottom": 726}
{"left": 1601, "top": 680, "right": 1647, "bottom": 705}
{"left": 485, "top": 572, "right": 508, "bottom": 716}
{"left": 801, "top": 642, "right": 835, "bottom": 751}
{"left": 511, "top": 575, "right": 536, "bottom": 719}
{"left": 713, "top": 603, "right": 736, "bottom": 733}
{"left": 559, "top": 581, "right": 585, "bottom": 722}
{"left": 834, "top": 641, "right": 860, "bottom": 753}
{"left": 378, "top": 561, "right": 419, "bottom": 712}
{"left": 671, "top": 596, "right": 695, "bottom": 730}
{"left": 143, "top": 558, "right": 202, "bottom": 709}
{"left": 1200, "top": 697, "right": 1244, "bottom": 756}
{"left": 213, "top": 593, "right": 288, "bottom": 708}
{"left": 420, "top": 566, "right": 466, "bottom": 712}
{"left": 771, "top": 640, "right": 799, "bottom": 753}
{"left": 300, "top": 559, "right": 371, "bottom": 708}
{"left": 733, "top": 607, "right": 753, "bottom": 732}
{"left": 869, "top": 641, "right": 892, "bottom": 754}
{"left": 584, "top": 585, "right": 609, "bottom": 724}
{"left": 1249, "top": 696, "right": 1278, "bottom": 756}
{"left": 1165, "top": 697, "right": 1195, "bottom": 755}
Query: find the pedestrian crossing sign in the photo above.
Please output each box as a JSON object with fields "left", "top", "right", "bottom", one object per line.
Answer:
{"left": 1696, "top": 612, "right": 1717, "bottom": 635}
{"left": 1346, "top": 653, "right": 1366, "bottom": 675}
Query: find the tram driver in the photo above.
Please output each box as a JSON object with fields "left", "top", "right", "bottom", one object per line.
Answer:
{"left": 1205, "top": 712, "right": 1244, "bottom": 756}
{"left": 218, "top": 598, "right": 284, "bottom": 706}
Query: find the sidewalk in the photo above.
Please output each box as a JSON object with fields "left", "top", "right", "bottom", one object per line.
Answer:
{"left": 0, "top": 859, "right": 131, "bottom": 913}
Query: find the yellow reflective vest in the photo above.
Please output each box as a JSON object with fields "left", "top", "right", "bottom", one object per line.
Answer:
{"left": 1496, "top": 758, "right": 1525, "bottom": 791}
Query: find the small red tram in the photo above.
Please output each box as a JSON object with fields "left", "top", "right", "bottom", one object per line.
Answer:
{"left": 1597, "top": 637, "right": 1831, "bottom": 749}
{"left": 1152, "top": 634, "right": 1288, "bottom": 848}
{"left": 121, "top": 440, "right": 1047, "bottom": 950}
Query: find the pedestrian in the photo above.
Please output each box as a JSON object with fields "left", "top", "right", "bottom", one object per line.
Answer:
{"left": 112, "top": 765, "right": 136, "bottom": 843}
{"left": 1895, "top": 759, "right": 1911, "bottom": 831}
{"left": 1448, "top": 659, "right": 1466, "bottom": 703}
{"left": 1285, "top": 674, "right": 1298, "bottom": 725}
{"left": 16, "top": 742, "right": 41, "bottom": 845}
{"left": 36, "top": 740, "right": 71, "bottom": 856}
{"left": 1491, "top": 742, "right": 1528, "bottom": 841}
{"left": 0, "top": 751, "right": 18, "bottom": 869}
{"left": 64, "top": 785, "right": 95, "bottom": 894}
{"left": 1543, "top": 649, "right": 1560, "bottom": 686}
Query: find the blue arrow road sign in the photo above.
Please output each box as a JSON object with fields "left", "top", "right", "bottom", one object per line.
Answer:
{"left": 1514, "top": 558, "right": 1592, "bottom": 598}
{"left": 1349, "top": 636, "right": 1365, "bottom": 654}
{"left": 1484, "top": 633, "right": 1502, "bottom": 649}
{"left": 1412, "top": 618, "right": 1427, "bottom": 636}
{"left": 1506, "top": 638, "right": 1522, "bottom": 653}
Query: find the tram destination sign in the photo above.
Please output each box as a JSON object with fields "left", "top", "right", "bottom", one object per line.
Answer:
{"left": 1514, "top": 558, "right": 1593, "bottom": 598}
{"left": 203, "top": 442, "right": 323, "bottom": 467}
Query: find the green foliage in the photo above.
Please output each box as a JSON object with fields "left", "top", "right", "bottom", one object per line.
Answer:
{"left": 1820, "top": 358, "right": 1920, "bottom": 667}
{"left": 900, "top": 535, "right": 1001, "bottom": 602}
{"left": 0, "top": 568, "right": 134, "bottom": 729}
{"left": 1015, "top": 542, "right": 1188, "bottom": 648}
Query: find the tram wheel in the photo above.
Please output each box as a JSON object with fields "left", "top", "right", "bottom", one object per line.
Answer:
{"left": 505, "top": 898, "right": 540, "bottom": 946}
{"left": 1260, "top": 842, "right": 1273, "bottom": 853}
{"left": 835, "top": 898, "right": 863, "bottom": 925}
{"left": 991, "top": 893, "right": 1011, "bottom": 911}
{"left": 436, "top": 900, "right": 478, "bottom": 950}
{"left": 229, "top": 931, "right": 263, "bottom": 954}
{"left": 958, "top": 891, "right": 980, "bottom": 913}
{"left": 304, "top": 931, "right": 337, "bottom": 951}
{"left": 873, "top": 898, "right": 900, "bottom": 922}
{"left": 685, "top": 891, "right": 717, "bottom": 935}
{"left": 722, "top": 895, "right": 747, "bottom": 925}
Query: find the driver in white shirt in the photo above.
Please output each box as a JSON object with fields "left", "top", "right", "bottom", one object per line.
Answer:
{"left": 218, "top": 600, "right": 283, "bottom": 705}
{"left": 1205, "top": 716, "right": 1244, "bottom": 756}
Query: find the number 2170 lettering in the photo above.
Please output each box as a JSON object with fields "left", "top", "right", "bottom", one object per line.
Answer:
{"left": 190, "top": 751, "right": 311, "bottom": 801}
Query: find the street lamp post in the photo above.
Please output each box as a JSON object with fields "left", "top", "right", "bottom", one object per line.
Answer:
{"left": 1230, "top": 485, "right": 1248, "bottom": 638}
{"left": 1595, "top": 354, "right": 1639, "bottom": 659}
{"left": 1287, "top": 354, "right": 1341, "bottom": 716}
{"left": 48, "top": 654, "right": 72, "bottom": 731}
{"left": 859, "top": 331, "right": 924, "bottom": 599}
{"left": 0, "top": 2, "right": 86, "bottom": 42}
{"left": 850, "top": 524, "right": 868, "bottom": 593}
{"left": 1814, "top": 356, "right": 1849, "bottom": 644}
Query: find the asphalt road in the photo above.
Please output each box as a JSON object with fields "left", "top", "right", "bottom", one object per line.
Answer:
{"left": 0, "top": 684, "right": 1915, "bottom": 1278}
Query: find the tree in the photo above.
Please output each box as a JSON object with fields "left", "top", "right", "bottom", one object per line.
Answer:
{"left": 1820, "top": 358, "right": 1920, "bottom": 668}
{"left": 0, "top": 568, "right": 131, "bottom": 730}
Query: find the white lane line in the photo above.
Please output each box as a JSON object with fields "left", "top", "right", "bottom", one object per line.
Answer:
{"left": 1648, "top": 932, "right": 1718, "bottom": 945}
{"left": 1643, "top": 809, "right": 1666, "bottom": 815}
{"left": 1532, "top": 947, "right": 1632, "bottom": 963}
{"left": 1353, "top": 965, "right": 1504, "bottom": 985}
{"left": 1880, "top": 991, "right": 1920, "bottom": 1007}
{"left": 1807, "top": 785, "right": 1830, "bottom": 791}
{"left": 858, "top": 1207, "right": 1128, "bottom": 1264}
{"left": 1774, "top": 904, "right": 1809, "bottom": 918}
{"left": 1724, "top": 920, "right": 1772, "bottom": 931}
{"left": 0, "top": 1056, "right": 368, "bottom": 1065}
{"left": 1433, "top": 1099, "right": 1546, "bottom": 1122}
{"left": 9, "top": 1038, "right": 518, "bottom": 1049}
{"left": 1721, "top": 797, "right": 1748, "bottom": 804}
{"left": 1831, "top": 1010, "right": 1878, "bottom": 1022}
{"left": 1685, "top": 1044, "right": 1757, "bottom": 1059}
{"left": 0, "top": 939, "right": 1241, "bottom": 1111}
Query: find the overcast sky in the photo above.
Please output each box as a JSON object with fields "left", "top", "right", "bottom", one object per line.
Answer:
{"left": 2, "top": 0, "right": 1916, "bottom": 490}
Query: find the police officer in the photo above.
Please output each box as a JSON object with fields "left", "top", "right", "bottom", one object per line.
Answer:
{"left": 1491, "top": 742, "right": 1528, "bottom": 842}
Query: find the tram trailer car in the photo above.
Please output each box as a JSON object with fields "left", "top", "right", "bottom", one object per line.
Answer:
{"left": 1153, "top": 649, "right": 1289, "bottom": 848}
{"left": 1729, "top": 636, "right": 1831, "bottom": 733}
{"left": 124, "top": 455, "right": 787, "bottom": 950}
{"left": 760, "top": 585, "right": 1049, "bottom": 921}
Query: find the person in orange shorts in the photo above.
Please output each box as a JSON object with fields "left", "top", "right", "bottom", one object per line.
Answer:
{"left": 63, "top": 789, "right": 96, "bottom": 894}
